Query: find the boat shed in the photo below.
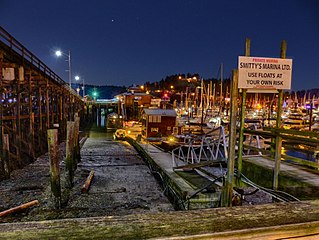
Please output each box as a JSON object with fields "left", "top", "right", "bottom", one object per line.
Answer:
{"left": 142, "top": 109, "right": 177, "bottom": 138}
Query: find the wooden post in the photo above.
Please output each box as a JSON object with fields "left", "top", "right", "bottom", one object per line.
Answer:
{"left": 29, "top": 112, "right": 35, "bottom": 159}
{"left": 46, "top": 80, "right": 50, "bottom": 129}
{"left": 47, "top": 129, "right": 61, "bottom": 209}
{"left": 65, "top": 121, "right": 75, "bottom": 188}
{"left": 98, "top": 104, "right": 101, "bottom": 128}
{"left": 222, "top": 69, "right": 238, "bottom": 207}
{"left": 238, "top": 38, "right": 250, "bottom": 179}
{"left": 74, "top": 116, "right": 80, "bottom": 165}
{"left": 273, "top": 40, "right": 286, "bottom": 190}
{"left": 3, "top": 134, "right": 10, "bottom": 178}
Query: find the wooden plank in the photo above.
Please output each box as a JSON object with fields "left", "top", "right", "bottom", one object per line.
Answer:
{"left": 173, "top": 161, "right": 226, "bottom": 171}
{"left": 0, "top": 201, "right": 318, "bottom": 239}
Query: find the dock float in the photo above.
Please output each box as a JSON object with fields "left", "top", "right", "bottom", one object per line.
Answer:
{"left": 127, "top": 138, "right": 223, "bottom": 210}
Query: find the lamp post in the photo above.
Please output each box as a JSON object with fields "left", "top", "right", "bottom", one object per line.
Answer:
{"left": 55, "top": 50, "right": 72, "bottom": 89}
{"left": 74, "top": 75, "right": 85, "bottom": 98}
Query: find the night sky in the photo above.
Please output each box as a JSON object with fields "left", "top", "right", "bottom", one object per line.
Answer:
{"left": 1, "top": 0, "right": 319, "bottom": 90}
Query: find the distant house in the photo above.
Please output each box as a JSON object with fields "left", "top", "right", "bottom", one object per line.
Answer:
{"left": 142, "top": 109, "right": 177, "bottom": 138}
{"left": 115, "top": 91, "right": 161, "bottom": 121}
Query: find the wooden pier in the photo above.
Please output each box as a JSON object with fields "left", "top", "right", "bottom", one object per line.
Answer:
{"left": 0, "top": 27, "right": 99, "bottom": 179}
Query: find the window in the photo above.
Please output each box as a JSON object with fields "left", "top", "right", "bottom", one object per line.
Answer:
{"left": 151, "top": 128, "right": 159, "bottom": 132}
{"left": 167, "top": 126, "right": 171, "bottom": 131}
{"left": 148, "top": 115, "right": 161, "bottom": 123}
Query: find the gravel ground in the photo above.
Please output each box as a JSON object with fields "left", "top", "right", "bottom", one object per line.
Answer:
{"left": 0, "top": 131, "right": 173, "bottom": 222}
{"left": 0, "top": 130, "right": 276, "bottom": 223}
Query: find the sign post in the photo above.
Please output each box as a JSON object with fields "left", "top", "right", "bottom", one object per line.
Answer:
{"left": 237, "top": 40, "right": 292, "bottom": 191}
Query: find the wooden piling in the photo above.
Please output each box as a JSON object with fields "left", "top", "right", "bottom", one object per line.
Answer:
{"left": 66, "top": 121, "right": 75, "bottom": 188}
{"left": 238, "top": 38, "right": 250, "bottom": 178}
{"left": 222, "top": 69, "right": 238, "bottom": 207}
{"left": 3, "top": 134, "right": 10, "bottom": 178}
{"left": 47, "top": 129, "right": 61, "bottom": 209}
{"left": 273, "top": 40, "right": 286, "bottom": 190}
{"left": 74, "top": 116, "right": 81, "bottom": 165}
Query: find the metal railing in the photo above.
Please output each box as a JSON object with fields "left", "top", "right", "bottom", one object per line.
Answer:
{"left": 172, "top": 126, "right": 228, "bottom": 168}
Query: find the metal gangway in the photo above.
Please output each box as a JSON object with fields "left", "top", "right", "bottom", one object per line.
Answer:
{"left": 171, "top": 126, "right": 228, "bottom": 168}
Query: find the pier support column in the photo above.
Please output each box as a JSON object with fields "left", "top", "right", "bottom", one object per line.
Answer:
{"left": 273, "top": 40, "right": 286, "bottom": 190}
{"left": 47, "top": 129, "right": 61, "bottom": 209}
{"left": 238, "top": 38, "right": 250, "bottom": 180}
{"left": 222, "top": 69, "right": 238, "bottom": 207}
{"left": 65, "top": 121, "right": 75, "bottom": 188}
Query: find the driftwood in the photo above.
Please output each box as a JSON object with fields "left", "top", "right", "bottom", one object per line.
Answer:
{"left": 0, "top": 200, "right": 39, "bottom": 217}
{"left": 81, "top": 170, "right": 95, "bottom": 193}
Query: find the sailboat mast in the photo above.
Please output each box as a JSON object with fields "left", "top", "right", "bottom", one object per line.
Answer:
{"left": 220, "top": 63, "right": 223, "bottom": 102}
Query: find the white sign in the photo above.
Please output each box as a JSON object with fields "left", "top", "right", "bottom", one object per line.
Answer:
{"left": 151, "top": 99, "right": 161, "bottom": 106}
{"left": 238, "top": 56, "right": 292, "bottom": 90}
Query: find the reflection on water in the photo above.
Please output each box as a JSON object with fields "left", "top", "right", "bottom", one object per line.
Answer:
{"left": 88, "top": 131, "right": 113, "bottom": 139}
{"left": 283, "top": 149, "right": 316, "bottom": 162}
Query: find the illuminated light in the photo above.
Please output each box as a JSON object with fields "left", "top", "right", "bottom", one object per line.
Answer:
{"left": 168, "top": 137, "right": 175, "bottom": 142}
{"left": 170, "top": 85, "right": 174, "bottom": 89}
{"left": 281, "top": 146, "right": 285, "bottom": 155}
{"left": 93, "top": 92, "right": 97, "bottom": 96}
{"left": 127, "top": 130, "right": 131, "bottom": 134}
{"left": 55, "top": 50, "right": 62, "bottom": 56}
{"left": 140, "top": 85, "right": 144, "bottom": 90}
{"left": 178, "top": 76, "right": 182, "bottom": 80}
{"left": 75, "top": 75, "right": 80, "bottom": 81}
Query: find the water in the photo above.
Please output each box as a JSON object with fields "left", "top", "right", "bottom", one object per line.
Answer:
{"left": 284, "top": 149, "right": 316, "bottom": 162}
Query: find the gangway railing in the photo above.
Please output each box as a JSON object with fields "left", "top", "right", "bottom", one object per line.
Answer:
{"left": 172, "top": 126, "right": 228, "bottom": 168}
{"left": 243, "top": 124, "right": 267, "bottom": 156}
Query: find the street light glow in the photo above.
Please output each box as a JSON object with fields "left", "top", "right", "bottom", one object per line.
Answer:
{"left": 54, "top": 49, "right": 71, "bottom": 88}
{"left": 55, "top": 50, "right": 62, "bottom": 57}
{"left": 75, "top": 75, "right": 80, "bottom": 81}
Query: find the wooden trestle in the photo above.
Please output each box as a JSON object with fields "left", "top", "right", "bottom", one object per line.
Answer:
{"left": 0, "top": 26, "right": 90, "bottom": 179}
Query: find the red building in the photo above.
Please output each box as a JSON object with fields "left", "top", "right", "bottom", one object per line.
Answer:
{"left": 142, "top": 109, "right": 177, "bottom": 138}
{"left": 116, "top": 92, "right": 160, "bottom": 121}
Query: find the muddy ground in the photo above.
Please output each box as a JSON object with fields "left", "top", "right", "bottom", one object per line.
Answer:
{"left": 0, "top": 131, "right": 174, "bottom": 223}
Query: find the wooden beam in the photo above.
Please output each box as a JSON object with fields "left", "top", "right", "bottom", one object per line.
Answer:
{"left": 0, "top": 200, "right": 39, "bottom": 217}
{"left": 81, "top": 170, "right": 95, "bottom": 193}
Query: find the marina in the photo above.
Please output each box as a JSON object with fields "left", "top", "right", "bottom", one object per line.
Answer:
{"left": 1, "top": 8, "right": 319, "bottom": 239}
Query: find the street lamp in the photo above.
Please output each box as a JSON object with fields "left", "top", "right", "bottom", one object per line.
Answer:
{"left": 55, "top": 50, "right": 72, "bottom": 89}
{"left": 74, "top": 75, "right": 85, "bottom": 97}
